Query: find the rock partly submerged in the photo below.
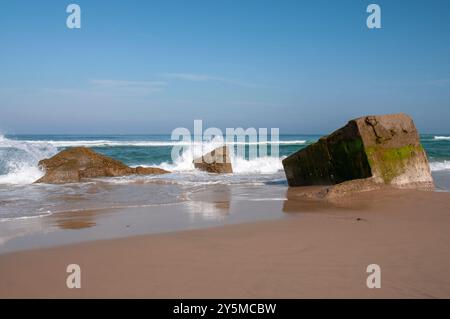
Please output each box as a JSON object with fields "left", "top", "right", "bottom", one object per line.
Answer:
{"left": 193, "top": 146, "right": 233, "bottom": 174}
{"left": 35, "top": 147, "right": 169, "bottom": 184}
{"left": 282, "top": 113, "right": 434, "bottom": 195}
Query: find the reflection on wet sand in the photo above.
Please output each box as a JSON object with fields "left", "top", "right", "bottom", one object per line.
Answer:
{"left": 0, "top": 184, "right": 288, "bottom": 253}
{"left": 282, "top": 186, "right": 370, "bottom": 213}
{"left": 186, "top": 186, "right": 231, "bottom": 220}
{"left": 185, "top": 201, "right": 230, "bottom": 220}
{"left": 48, "top": 209, "right": 107, "bottom": 230}
{"left": 214, "top": 201, "right": 230, "bottom": 210}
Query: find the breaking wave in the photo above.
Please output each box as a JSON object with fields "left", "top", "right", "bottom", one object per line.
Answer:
{"left": 0, "top": 134, "right": 285, "bottom": 185}
{"left": 0, "top": 135, "right": 57, "bottom": 185}
{"left": 5, "top": 139, "right": 306, "bottom": 148}
{"left": 157, "top": 137, "right": 283, "bottom": 174}
{"left": 430, "top": 160, "right": 450, "bottom": 171}
{"left": 3, "top": 132, "right": 450, "bottom": 185}
{"left": 434, "top": 136, "right": 450, "bottom": 141}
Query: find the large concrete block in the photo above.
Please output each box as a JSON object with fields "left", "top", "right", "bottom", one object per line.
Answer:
{"left": 282, "top": 113, "right": 434, "bottom": 189}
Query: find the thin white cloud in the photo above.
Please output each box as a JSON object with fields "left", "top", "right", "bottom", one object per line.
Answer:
{"left": 162, "top": 73, "right": 258, "bottom": 88}
{"left": 90, "top": 79, "right": 167, "bottom": 94}
{"left": 162, "top": 73, "right": 214, "bottom": 81}
{"left": 231, "top": 100, "right": 285, "bottom": 107}
{"left": 0, "top": 79, "right": 167, "bottom": 103}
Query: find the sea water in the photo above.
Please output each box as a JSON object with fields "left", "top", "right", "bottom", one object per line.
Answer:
{"left": 0, "top": 134, "right": 449, "bottom": 221}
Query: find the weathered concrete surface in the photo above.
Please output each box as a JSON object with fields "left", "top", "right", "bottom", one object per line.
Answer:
{"left": 282, "top": 113, "right": 434, "bottom": 189}
{"left": 35, "top": 147, "right": 169, "bottom": 184}
{"left": 193, "top": 146, "right": 233, "bottom": 174}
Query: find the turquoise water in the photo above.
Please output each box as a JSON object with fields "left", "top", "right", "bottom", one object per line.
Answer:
{"left": 1, "top": 134, "right": 317, "bottom": 168}
{"left": 0, "top": 133, "right": 449, "bottom": 220}
{"left": 3, "top": 133, "right": 449, "bottom": 168}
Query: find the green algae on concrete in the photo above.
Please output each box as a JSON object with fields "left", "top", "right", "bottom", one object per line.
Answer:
{"left": 282, "top": 113, "right": 434, "bottom": 189}
{"left": 328, "top": 137, "right": 372, "bottom": 182}
{"left": 366, "top": 145, "right": 423, "bottom": 184}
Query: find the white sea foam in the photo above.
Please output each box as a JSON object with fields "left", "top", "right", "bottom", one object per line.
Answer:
{"left": 7, "top": 139, "right": 306, "bottom": 148}
{"left": 434, "top": 136, "right": 450, "bottom": 141}
{"left": 0, "top": 135, "right": 57, "bottom": 185}
{"left": 430, "top": 161, "right": 450, "bottom": 171}
{"left": 0, "top": 211, "right": 53, "bottom": 223}
{"left": 232, "top": 156, "right": 284, "bottom": 174}
{"left": 0, "top": 164, "right": 45, "bottom": 185}
{"left": 157, "top": 136, "right": 284, "bottom": 174}
{"left": 0, "top": 134, "right": 286, "bottom": 185}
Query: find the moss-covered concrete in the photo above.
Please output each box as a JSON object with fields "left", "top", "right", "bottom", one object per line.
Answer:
{"left": 366, "top": 145, "right": 423, "bottom": 184}
{"left": 283, "top": 136, "right": 372, "bottom": 186}
{"left": 328, "top": 137, "right": 372, "bottom": 182}
{"left": 282, "top": 113, "right": 434, "bottom": 188}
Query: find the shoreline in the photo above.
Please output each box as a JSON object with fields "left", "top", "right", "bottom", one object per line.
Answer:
{"left": 1, "top": 188, "right": 450, "bottom": 298}
{"left": 0, "top": 184, "right": 289, "bottom": 254}
{"left": 2, "top": 170, "right": 449, "bottom": 255}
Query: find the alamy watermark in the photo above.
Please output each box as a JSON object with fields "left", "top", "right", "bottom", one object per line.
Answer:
{"left": 366, "top": 264, "right": 381, "bottom": 289}
{"left": 66, "top": 264, "right": 81, "bottom": 289}
{"left": 171, "top": 120, "right": 280, "bottom": 164}
{"left": 367, "top": 4, "right": 381, "bottom": 29}
{"left": 66, "top": 4, "right": 81, "bottom": 29}
{"left": 66, "top": 4, "right": 381, "bottom": 30}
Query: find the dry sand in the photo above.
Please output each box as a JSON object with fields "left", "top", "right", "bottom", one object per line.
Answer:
{"left": 1, "top": 188, "right": 450, "bottom": 298}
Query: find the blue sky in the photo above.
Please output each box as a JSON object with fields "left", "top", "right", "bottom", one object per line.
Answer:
{"left": 0, "top": 0, "right": 449, "bottom": 134}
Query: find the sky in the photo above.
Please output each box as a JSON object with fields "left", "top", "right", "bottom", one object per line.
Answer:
{"left": 0, "top": 0, "right": 449, "bottom": 134}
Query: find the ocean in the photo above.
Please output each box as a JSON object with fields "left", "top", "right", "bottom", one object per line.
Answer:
{"left": 1, "top": 134, "right": 450, "bottom": 221}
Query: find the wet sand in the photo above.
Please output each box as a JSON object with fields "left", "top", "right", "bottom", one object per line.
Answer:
{"left": 1, "top": 188, "right": 450, "bottom": 298}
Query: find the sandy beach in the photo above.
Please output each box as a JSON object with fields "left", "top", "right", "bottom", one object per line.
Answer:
{"left": 1, "top": 187, "right": 450, "bottom": 298}
{"left": 2, "top": 0, "right": 450, "bottom": 305}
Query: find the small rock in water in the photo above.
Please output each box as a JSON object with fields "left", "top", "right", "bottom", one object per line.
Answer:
{"left": 193, "top": 146, "right": 233, "bottom": 174}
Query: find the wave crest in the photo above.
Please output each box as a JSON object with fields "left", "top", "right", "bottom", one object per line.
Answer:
{"left": 5, "top": 139, "right": 306, "bottom": 148}
{"left": 430, "top": 160, "right": 450, "bottom": 171}
{"left": 157, "top": 137, "right": 284, "bottom": 174}
{"left": 0, "top": 135, "right": 57, "bottom": 185}
{"left": 434, "top": 136, "right": 450, "bottom": 141}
